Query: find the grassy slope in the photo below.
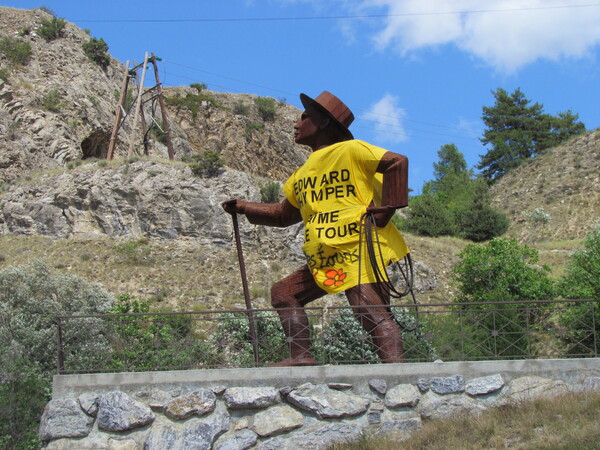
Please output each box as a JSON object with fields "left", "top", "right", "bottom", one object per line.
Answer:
{"left": 0, "top": 231, "right": 576, "bottom": 313}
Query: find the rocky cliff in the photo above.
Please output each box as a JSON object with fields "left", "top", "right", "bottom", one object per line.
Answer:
{"left": 0, "top": 7, "right": 124, "bottom": 182}
{"left": 0, "top": 6, "right": 309, "bottom": 185}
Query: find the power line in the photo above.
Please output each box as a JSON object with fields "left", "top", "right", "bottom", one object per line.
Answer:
{"left": 160, "top": 60, "right": 482, "bottom": 147}
{"left": 164, "top": 60, "right": 292, "bottom": 97}
{"left": 162, "top": 70, "right": 482, "bottom": 149}
{"left": 72, "top": 3, "right": 600, "bottom": 23}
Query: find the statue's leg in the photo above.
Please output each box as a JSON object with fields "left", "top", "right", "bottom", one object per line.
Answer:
{"left": 269, "top": 266, "right": 327, "bottom": 366}
{"left": 345, "top": 283, "right": 404, "bottom": 363}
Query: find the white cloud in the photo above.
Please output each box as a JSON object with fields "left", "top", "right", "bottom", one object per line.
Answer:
{"left": 361, "top": 93, "right": 408, "bottom": 144}
{"left": 356, "top": 0, "right": 600, "bottom": 73}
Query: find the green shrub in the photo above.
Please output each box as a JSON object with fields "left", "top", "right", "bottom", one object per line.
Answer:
{"left": 233, "top": 101, "right": 250, "bottom": 116}
{"left": 82, "top": 37, "right": 110, "bottom": 68}
{"left": 390, "top": 212, "right": 405, "bottom": 229}
{"left": 0, "top": 36, "right": 32, "bottom": 65}
{"left": 0, "top": 358, "right": 48, "bottom": 450}
{"left": 41, "top": 89, "right": 64, "bottom": 112}
{"left": 524, "top": 207, "right": 551, "bottom": 225}
{"left": 454, "top": 238, "right": 554, "bottom": 304}
{"left": 0, "top": 260, "right": 115, "bottom": 373}
{"left": 165, "top": 90, "right": 220, "bottom": 119}
{"left": 313, "top": 308, "right": 436, "bottom": 363}
{"left": 0, "top": 261, "right": 115, "bottom": 446}
{"left": 460, "top": 201, "right": 509, "bottom": 242}
{"left": 260, "top": 181, "right": 280, "bottom": 203}
{"left": 558, "top": 227, "right": 600, "bottom": 354}
{"left": 38, "top": 16, "right": 66, "bottom": 41}
{"left": 255, "top": 96, "right": 277, "bottom": 121}
{"left": 38, "top": 6, "right": 57, "bottom": 17}
{"left": 189, "top": 151, "right": 224, "bottom": 178}
{"left": 112, "top": 238, "right": 152, "bottom": 264}
{"left": 190, "top": 82, "right": 207, "bottom": 93}
{"left": 106, "top": 294, "right": 216, "bottom": 371}
{"left": 245, "top": 121, "right": 264, "bottom": 138}
{"left": 403, "top": 193, "right": 457, "bottom": 237}
{"left": 0, "top": 67, "right": 9, "bottom": 83}
{"left": 211, "top": 311, "right": 288, "bottom": 366}
{"left": 452, "top": 238, "right": 555, "bottom": 358}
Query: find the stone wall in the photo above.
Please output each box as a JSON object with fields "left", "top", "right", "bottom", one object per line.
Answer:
{"left": 41, "top": 359, "right": 600, "bottom": 449}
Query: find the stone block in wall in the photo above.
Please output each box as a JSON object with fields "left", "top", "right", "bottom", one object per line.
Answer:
{"left": 223, "top": 386, "right": 280, "bottom": 410}
{"left": 97, "top": 391, "right": 155, "bottom": 432}
{"left": 39, "top": 399, "right": 95, "bottom": 442}
{"left": 419, "top": 392, "right": 486, "bottom": 420}
{"left": 134, "top": 388, "right": 179, "bottom": 411}
{"left": 258, "top": 422, "right": 362, "bottom": 450}
{"left": 369, "top": 378, "right": 387, "bottom": 395}
{"left": 498, "top": 376, "right": 568, "bottom": 406}
{"left": 430, "top": 375, "right": 465, "bottom": 394}
{"left": 252, "top": 404, "right": 304, "bottom": 437}
{"left": 77, "top": 393, "right": 100, "bottom": 416}
{"left": 214, "top": 428, "right": 258, "bottom": 450}
{"left": 144, "top": 412, "right": 230, "bottom": 450}
{"left": 385, "top": 384, "right": 421, "bottom": 408}
{"left": 164, "top": 389, "right": 217, "bottom": 420}
{"left": 583, "top": 376, "right": 600, "bottom": 392}
{"left": 465, "top": 374, "right": 505, "bottom": 396}
{"left": 286, "top": 383, "right": 370, "bottom": 419}
{"left": 377, "top": 417, "right": 422, "bottom": 437}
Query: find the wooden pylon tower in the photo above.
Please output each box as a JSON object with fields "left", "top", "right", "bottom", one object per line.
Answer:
{"left": 107, "top": 52, "right": 175, "bottom": 160}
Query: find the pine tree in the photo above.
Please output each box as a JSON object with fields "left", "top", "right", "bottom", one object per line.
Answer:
{"left": 478, "top": 88, "right": 548, "bottom": 182}
{"left": 429, "top": 143, "right": 471, "bottom": 197}
{"left": 478, "top": 88, "right": 585, "bottom": 183}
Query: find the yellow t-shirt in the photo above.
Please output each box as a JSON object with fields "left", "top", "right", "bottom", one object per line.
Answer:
{"left": 283, "top": 140, "right": 410, "bottom": 294}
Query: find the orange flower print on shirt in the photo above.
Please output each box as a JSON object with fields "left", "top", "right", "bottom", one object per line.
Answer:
{"left": 323, "top": 268, "right": 347, "bottom": 287}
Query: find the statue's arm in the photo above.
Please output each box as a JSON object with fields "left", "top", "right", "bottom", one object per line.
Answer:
{"left": 222, "top": 198, "right": 302, "bottom": 228}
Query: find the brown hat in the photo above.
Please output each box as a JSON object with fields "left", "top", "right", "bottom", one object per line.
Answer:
{"left": 300, "top": 91, "right": 354, "bottom": 140}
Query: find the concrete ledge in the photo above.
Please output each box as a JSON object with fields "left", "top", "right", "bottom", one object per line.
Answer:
{"left": 53, "top": 358, "right": 600, "bottom": 398}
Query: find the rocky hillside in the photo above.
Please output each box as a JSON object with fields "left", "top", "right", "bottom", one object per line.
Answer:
{"left": 491, "top": 129, "right": 600, "bottom": 243}
{"left": 0, "top": 6, "right": 309, "bottom": 185}
{"left": 0, "top": 7, "right": 123, "bottom": 182}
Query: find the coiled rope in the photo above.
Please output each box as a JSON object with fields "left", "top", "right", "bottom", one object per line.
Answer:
{"left": 358, "top": 207, "right": 418, "bottom": 325}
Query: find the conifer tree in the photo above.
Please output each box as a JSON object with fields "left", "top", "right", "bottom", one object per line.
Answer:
{"left": 478, "top": 88, "right": 585, "bottom": 183}
{"left": 478, "top": 88, "right": 547, "bottom": 182}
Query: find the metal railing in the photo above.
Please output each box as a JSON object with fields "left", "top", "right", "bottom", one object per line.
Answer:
{"left": 56, "top": 299, "right": 598, "bottom": 374}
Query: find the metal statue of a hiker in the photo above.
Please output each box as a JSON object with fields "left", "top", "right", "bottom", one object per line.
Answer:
{"left": 223, "top": 91, "right": 412, "bottom": 367}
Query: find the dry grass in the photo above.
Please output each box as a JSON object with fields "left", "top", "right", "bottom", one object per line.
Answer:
{"left": 332, "top": 390, "right": 600, "bottom": 449}
{"left": 0, "top": 232, "right": 472, "bottom": 312}
{"left": 0, "top": 230, "right": 581, "bottom": 313}
{"left": 0, "top": 235, "right": 264, "bottom": 311}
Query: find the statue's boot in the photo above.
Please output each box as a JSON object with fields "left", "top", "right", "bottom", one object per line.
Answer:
{"left": 346, "top": 282, "right": 404, "bottom": 363}
{"left": 267, "top": 267, "right": 326, "bottom": 367}
{"left": 371, "top": 319, "right": 404, "bottom": 363}
{"left": 267, "top": 308, "right": 317, "bottom": 367}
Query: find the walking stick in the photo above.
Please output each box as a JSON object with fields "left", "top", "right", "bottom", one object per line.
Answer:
{"left": 231, "top": 213, "right": 260, "bottom": 366}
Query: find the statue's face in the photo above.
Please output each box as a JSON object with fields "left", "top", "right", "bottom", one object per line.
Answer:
{"left": 294, "top": 111, "right": 318, "bottom": 146}
{"left": 294, "top": 108, "right": 324, "bottom": 147}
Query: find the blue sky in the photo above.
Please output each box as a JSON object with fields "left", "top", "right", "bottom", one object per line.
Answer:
{"left": 3, "top": 0, "right": 600, "bottom": 193}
